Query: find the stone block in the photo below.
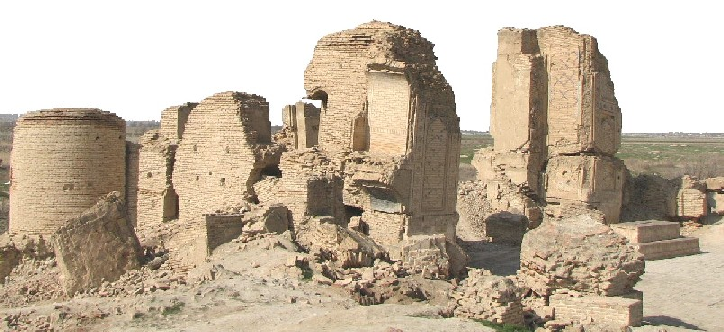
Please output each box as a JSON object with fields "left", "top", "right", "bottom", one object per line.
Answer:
{"left": 52, "top": 192, "right": 142, "bottom": 295}
{"left": 708, "top": 192, "right": 724, "bottom": 215}
{"left": 611, "top": 220, "right": 680, "bottom": 244}
{"left": 519, "top": 214, "right": 644, "bottom": 297}
{"left": 705, "top": 177, "right": 724, "bottom": 191}
{"left": 636, "top": 237, "right": 700, "bottom": 260}
{"left": 545, "top": 155, "right": 626, "bottom": 223}
{"left": 549, "top": 294, "right": 643, "bottom": 328}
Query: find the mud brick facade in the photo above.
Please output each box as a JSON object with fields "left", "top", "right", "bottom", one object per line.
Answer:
{"left": 9, "top": 109, "right": 126, "bottom": 236}
{"left": 474, "top": 26, "right": 626, "bottom": 224}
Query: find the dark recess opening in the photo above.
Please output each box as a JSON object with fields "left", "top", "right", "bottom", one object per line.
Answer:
{"left": 344, "top": 205, "right": 367, "bottom": 234}
{"left": 310, "top": 90, "right": 329, "bottom": 111}
{"left": 345, "top": 205, "right": 363, "bottom": 217}
{"left": 261, "top": 164, "right": 282, "bottom": 178}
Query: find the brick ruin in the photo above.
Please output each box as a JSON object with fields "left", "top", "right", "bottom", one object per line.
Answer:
{"left": 301, "top": 21, "right": 461, "bottom": 242}
{"left": 9, "top": 109, "right": 126, "bottom": 236}
{"left": 472, "top": 26, "right": 626, "bottom": 225}
{"left": 4, "top": 22, "right": 719, "bottom": 331}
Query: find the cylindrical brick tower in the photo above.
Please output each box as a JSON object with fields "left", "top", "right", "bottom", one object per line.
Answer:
{"left": 9, "top": 109, "right": 126, "bottom": 236}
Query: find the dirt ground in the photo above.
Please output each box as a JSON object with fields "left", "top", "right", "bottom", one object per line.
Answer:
{"left": 0, "top": 233, "right": 495, "bottom": 332}
{"left": 1, "top": 208, "right": 721, "bottom": 331}
{"left": 631, "top": 216, "right": 724, "bottom": 332}
{"left": 457, "top": 212, "right": 724, "bottom": 332}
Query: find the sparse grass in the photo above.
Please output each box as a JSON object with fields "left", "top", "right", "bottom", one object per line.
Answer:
{"left": 161, "top": 301, "right": 185, "bottom": 316}
{"left": 473, "top": 319, "right": 530, "bottom": 332}
{"left": 460, "top": 132, "right": 492, "bottom": 164}
{"left": 126, "top": 121, "right": 160, "bottom": 142}
{"left": 617, "top": 135, "right": 724, "bottom": 179}
{"left": 462, "top": 133, "right": 724, "bottom": 179}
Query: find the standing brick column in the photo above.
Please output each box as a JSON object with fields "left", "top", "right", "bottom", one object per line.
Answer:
{"left": 9, "top": 109, "right": 126, "bottom": 236}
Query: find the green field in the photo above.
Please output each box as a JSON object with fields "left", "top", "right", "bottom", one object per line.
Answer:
{"left": 460, "top": 132, "right": 493, "bottom": 164}
{"left": 617, "top": 135, "right": 724, "bottom": 178}
{"left": 460, "top": 132, "right": 724, "bottom": 179}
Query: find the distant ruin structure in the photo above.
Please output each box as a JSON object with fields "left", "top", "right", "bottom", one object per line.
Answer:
{"left": 280, "top": 101, "right": 320, "bottom": 149}
{"left": 9, "top": 109, "right": 126, "bottom": 236}
{"left": 474, "top": 26, "right": 626, "bottom": 223}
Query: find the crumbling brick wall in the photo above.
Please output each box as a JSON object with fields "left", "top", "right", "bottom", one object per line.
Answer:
{"left": 52, "top": 192, "right": 142, "bottom": 296}
{"left": 125, "top": 141, "right": 140, "bottom": 227}
{"left": 622, "top": 174, "right": 715, "bottom": 222}
{"left": 299, "top": 21, "right": 461, "bottom": 244}
{"left": 281, "top": 102, "right": 320, "bottom": 149}
{"left": 474, "top": 26, "right": 626, "bottom": 224}
{"left": 9, "top": 109, "right": 127, "bottom": 236}
{"left": 159, "top": 103, "right": 197, "bottom": 141}
{"left": 137, "top": 130, "right": 178, "bottom": 227}
{"left": 170, "top": 91, "right": 281, "bottom": 268}
{"left": 271, "top": 149, "right": 345, "bottom": 224}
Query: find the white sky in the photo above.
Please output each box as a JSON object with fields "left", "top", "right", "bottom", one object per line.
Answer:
{"left": 0, "top": 1, "right": 721, "bottom": 133}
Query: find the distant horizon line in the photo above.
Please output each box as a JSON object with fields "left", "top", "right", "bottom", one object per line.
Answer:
{"left": 1, "top": 113, "right": 723, "bottom": 135}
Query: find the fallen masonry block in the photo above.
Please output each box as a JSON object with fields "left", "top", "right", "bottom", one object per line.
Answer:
{"left": 52, "top": 192, "right": 142, "bottom": 295}
{"left": 388, "top": 234, "right": 468, "bottom": 279}
{"left": 636, "top": 237, "right": 700, "bottom": 260}
{"left": 612, "top": 220, "right": 700, "bottom": 260}
{"left": 611, "top": 220, "right": 680, "bottom": 244}
{"left": 549, "top": 293, "right": 643, "bottom": 329}
{"left": 295, "top": 218, "right": 387, "bottom": 268}
{"left": 518, "top": 214, "right": 644, "bottom": 297}
{"left": 453, "top": 269, "right": 524, "bottom": 325}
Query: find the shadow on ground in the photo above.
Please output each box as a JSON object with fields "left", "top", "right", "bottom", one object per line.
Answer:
{"left": 643, "top": 315, "right": 705, "bottom": 331}
{"left": 459, "top": 240, "right": 521, "bottom": 276}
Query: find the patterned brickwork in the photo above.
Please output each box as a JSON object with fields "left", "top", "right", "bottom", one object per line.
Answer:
{"left": 301, "top": 21, "right": 460, "bottom": 244}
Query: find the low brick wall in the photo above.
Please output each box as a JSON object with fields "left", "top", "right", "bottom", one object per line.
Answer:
{"left": 550, "top": 294, "right": 643, "bottom": 328}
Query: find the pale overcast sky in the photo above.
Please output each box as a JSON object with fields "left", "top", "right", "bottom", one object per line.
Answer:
{"left": 0, "top": 1, "right": 721, "bottom": 133}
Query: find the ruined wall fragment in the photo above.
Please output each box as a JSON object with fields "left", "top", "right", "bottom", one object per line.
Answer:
{"left": 137, "top": 130, "right": 178, "bottom": 227}
{"left": 160, "top": 103, "right": 197, "bottom": 141}
{"left": 536, "top": 26, "right": 622, "bottom": 156}
{"left": 675, "top": 175, "right": 707, "bottom": 219}
{"left": 10, "top": 109, "right": 126, "bottom": 236}
{"left": 260, "top": 149, "right": 346, "bottom": 226}
{"left": 706, "top": 177, "right": 724, "bottom": 215}
{"left": 125, "top": 141, "right": 140, "bottom": 227}
{"left": 281, "top": 102, "right": 321, "bottom": 149}
{"left": 52, "top": 192, "right": 142, "bottom": 295}
{"left": 545, "top": 155, "right": 626, "bottom": 223}
{"left": 476, "top": 26, "right": 626, "bottom": 224}
{"left": 489, "top": 28, "right": 547, "bottom": 194}
{"left": 303, "top": 21, "right": 461, "bottom": 244}
{"left": 170, "top": 91, "right": 281, "bottom": 268}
